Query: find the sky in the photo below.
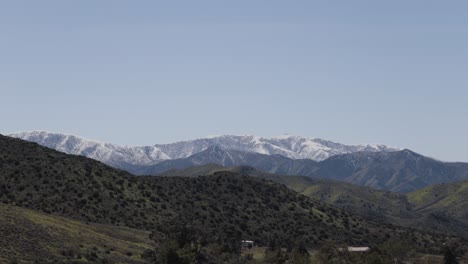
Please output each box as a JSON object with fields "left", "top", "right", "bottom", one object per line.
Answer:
{"left": 1, "top": 1, "right": 467, "bottom": 161}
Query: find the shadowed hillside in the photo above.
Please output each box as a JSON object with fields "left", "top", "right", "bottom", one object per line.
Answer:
{"left": 159, "top": 164, "right": 416, "bottom": 220}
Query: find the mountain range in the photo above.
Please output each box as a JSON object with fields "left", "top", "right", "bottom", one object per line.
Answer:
{"left": 10, "top": 130, "right": 397, "bottom": 166}
{"left": 10, "top": 131, "right": 468, "bottom": 193}
{"left": 134, "top": 146, "right": 468, "bottom": 193}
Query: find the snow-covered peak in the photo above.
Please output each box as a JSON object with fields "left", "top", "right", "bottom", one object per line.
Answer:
{"left": 154, "top": 134, "right": 398, "bottom": 161}
{"left": 9, "top": 131, "right": 399, "bottom": 170}
{"left": 9, "top": 131, "right": 170, "bottom": 168}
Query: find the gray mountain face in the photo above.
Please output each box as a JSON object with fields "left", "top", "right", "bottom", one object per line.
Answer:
{"left": 144, "top": 147, "right": 468, "bottom": 193}
{"left": 313, "top": 150, "right": 468, "bottom": 193}
{"left": 132, "top": 146, "right": 319, "bottom": 176}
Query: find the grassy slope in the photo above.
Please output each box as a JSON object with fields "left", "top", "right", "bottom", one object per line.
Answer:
{"left": 408, "top": 180, "right": 468, "bottom": 216}
{"left": 0, "top": 203, "right": 152, "bottom": 263}
{"left": 406, "top": 180, "right": 468, "bottom": 238}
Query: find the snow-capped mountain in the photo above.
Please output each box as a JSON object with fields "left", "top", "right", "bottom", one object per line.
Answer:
{"left": 155, "top": 134, "right": 398, "bottom": 161}
{"left": 9, "top": 131, "right": 170, "bottom": 169}
{"left": 133, "top": 145, "right": 316, "bottom": 176}
{"left": 9, "top": 131, "right": 399, "bottom": 171}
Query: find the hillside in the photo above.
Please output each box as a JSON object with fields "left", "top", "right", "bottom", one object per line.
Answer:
{"left": 0, "top": 203, "right": 152, "bottom": 263}
{"left": 160, "top": 165, "right": 468, "bottom": 239}
{"left": 12, "top": 132, "right": 468, "bottom": 194}
{"left": 152, "top": 148, "right": 468, "bottom": 193}
{"left": 159, "top": 164, "right": 414, "bottom": 220}
{"left": 408, "top": 179, "right": 468, "bottom": 217}
{"left": 315, "top": 150, "right": 468, "bottom": 193}
{"left": 0, "top": 134, "right": 455, "bottom": 253}
{"left": 407, "top": 180, "right": 468, "bottom": 237}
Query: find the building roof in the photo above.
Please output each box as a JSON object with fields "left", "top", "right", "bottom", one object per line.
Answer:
{"left": 347, "top": 247, "right": 370, "bottom": 252}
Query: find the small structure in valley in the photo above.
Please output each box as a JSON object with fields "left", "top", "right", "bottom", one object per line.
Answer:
{"left": 241, "top": 240, "right": 255, "bottom": 249}
{"left": 341, "top": 246, "right": 370, "bottom": 252}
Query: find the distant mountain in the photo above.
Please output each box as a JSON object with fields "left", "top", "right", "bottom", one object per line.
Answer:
{"left": 9, "top": 131, "right": 398, "bottom": 170}
{"left": 153, "top": 134, "right": 398, "bottom": 160}
{"left": 132, "top": 145, "right": 319, "bottom": 176}
{"left": 315, "top": 150, "right": 468, "bottom": 193}
{"left": 9, "top": 131, "right": 170, "bottom": 169}
{"left": 148, "top": 148, "right": 468, "bottom": 193}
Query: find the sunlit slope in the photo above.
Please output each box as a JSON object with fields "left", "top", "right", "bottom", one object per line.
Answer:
{"left": 0, "top": 203, "right": 152, "bottom": 263}
{"left": 408, "top": 180, "right": 468, "bottom": 218}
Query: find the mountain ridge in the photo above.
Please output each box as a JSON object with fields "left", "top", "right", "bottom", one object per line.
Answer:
{"left": 132, "top": 145, "right": 319, "bottom": 176}
{"left": 9, "top": 131, "right": 398, "bottom": 169}
{"left": 134, "top": 146, "right": 468, "bottom": 193}
{"left": 12, "top": 131, "right": 468, "bottom": 193}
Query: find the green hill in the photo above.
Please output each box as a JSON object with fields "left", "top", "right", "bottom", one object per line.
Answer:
{"left": 408, "top": 179, "right": 468, "bottom": 216}
{"left": 407, "top": 180, "right": 468, "bottom": 237}
{"left": 0, "top": 203, "right": 152, "bottom": 263}
{"left": 160, "top": 164, "right": 468, "bottom": 239}
{"left": 160, "top": 164, "right": 415, "bottom": 221}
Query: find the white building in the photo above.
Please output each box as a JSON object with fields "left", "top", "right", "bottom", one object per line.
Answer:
{"left": 241, "top": 240, "right": 254, "bottom": 248}
{"left": 345, "top": 246, "right": 370, "bottom": 252}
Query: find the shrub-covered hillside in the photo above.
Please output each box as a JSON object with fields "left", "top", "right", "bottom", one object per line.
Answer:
{"left": 0, "top": 135, "right": 457, "bottom": 252}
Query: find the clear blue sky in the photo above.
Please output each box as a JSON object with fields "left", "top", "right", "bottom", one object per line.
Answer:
{"left": 1, "top": 1, "right": 467, "bottom": 161}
